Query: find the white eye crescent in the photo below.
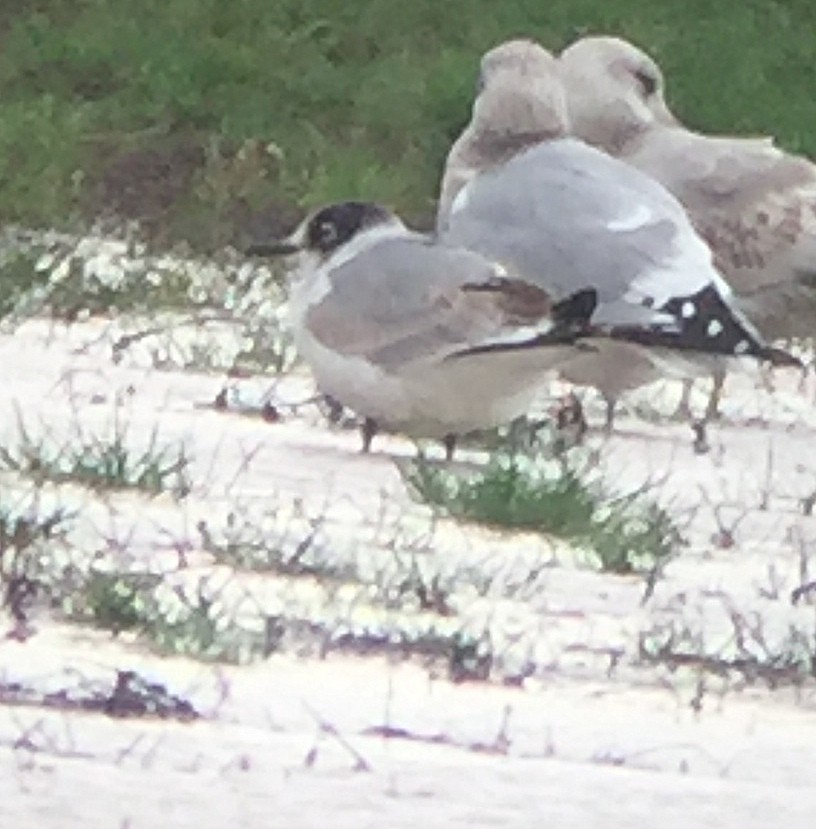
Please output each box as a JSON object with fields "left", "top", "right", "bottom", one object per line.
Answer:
{"left": 318, "top": 221, "right": 338, "bottom": 245}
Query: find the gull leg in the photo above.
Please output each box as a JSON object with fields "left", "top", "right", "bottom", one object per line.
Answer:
{"left": 442, "top": 433, "right": 457, "bottom": 461}
{"left": 759, "top": 362, "right": 777, "bottom": 394}
{"left": 705, "top": 368, "right": 726, "bottom": 421}
{"left": 556, "top": 392, "right": 587, "bottom": 444}
{"left": 691, "top": 420, "right": 710, "bottom": 455}
{"left": 361, "top": 418, "right": 378, "bottom": 453}
{"left": 603, "top": 395, "right": 616, "bottom": 433}
{"left": 797, "top": 361, "right": 810, "bottom": 395}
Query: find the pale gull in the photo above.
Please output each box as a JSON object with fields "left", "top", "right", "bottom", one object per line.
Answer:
{"left": 437, "top": 39, "right": 569, "bottom": 231}
{"left": 438, "top": 39, "right": 798, "bottom": 430}
{"left": 558, "top": 35, "right": 816, "bottom": 417}
{"left": 247, "top": 201, "right": 597, "bottom": 456}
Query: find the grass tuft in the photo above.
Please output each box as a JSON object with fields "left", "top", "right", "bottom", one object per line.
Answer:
{"left": 58, "top": 570, "right": 252, "bottom": 662}
{"left": 0, "top": 250, "right": 50, "bottom": 320}
{"left": 404, "top": 449, "right": 681, "bottom": 574}
{"left": 0, "top": 417, "right": 192, "bottom": 498}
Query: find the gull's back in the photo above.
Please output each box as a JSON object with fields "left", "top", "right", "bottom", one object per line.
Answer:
{"left": 302, "top": 235, "right": 529, "bottom": 369}
{"left": 441, "top": 137, "right": 718, "bottom": 327}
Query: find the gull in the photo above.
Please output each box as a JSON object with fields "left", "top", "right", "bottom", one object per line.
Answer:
{"left": 247, "top": 200, "right": 598, "bottom": 456}
{"left": 558, "top": 35, "right": 816, "bottom": 417}
{"left": 438, "top": 39, "right": 797, "bottom": 430}
{"left": 438, "top": 39, "right": 570, "bottom": 231}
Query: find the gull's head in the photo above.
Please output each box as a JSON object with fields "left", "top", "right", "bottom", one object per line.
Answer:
{"left": 558, "top": 36, "right": 678, "bottom": 154}
{"left": 436, "top": 39, "right": 568, "bottom": 228}
{"left": 470, "top": 39, "right": 569, "bottom": 143}
{"left": 246, "top": 201, "right": 405, "bottom": 267}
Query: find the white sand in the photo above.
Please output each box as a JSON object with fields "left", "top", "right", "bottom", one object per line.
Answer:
{"left": 1, "top": 316, "right": 815, "bottom": 828}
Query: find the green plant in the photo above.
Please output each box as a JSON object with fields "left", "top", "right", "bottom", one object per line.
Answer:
{"left": 0, "top": 250, "right": 49, "bottom": 320}
{"left": 54, "top": 564, "right": 258, "bottom": 663}
{"left": 65, "top": 571, "right": 162, "bottom": 635}
{"left": 589, "top": 498, "right": 683, "bottom": 574}
{"left": 0, "top": 417, "right": 192, "bottom": 498}
{"left": 197, "top": 511, "right": 353, "bottom": 579}
{"left": 404, "top": 449, "right": 681, "bottom": 574}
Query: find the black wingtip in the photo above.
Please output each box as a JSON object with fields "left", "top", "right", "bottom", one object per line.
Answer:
{"left": 551, "top": 288, "right": 598, "bottom": 328}
{"left": 608, "top": 284, "right": 783, "bottom": 363}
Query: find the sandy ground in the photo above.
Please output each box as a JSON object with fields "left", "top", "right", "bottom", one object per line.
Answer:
{"left": 1, "top": 316, "right": 816, "bottom": 828}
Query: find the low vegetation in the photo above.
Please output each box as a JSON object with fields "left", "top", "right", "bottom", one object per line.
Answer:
{"left": 404, "top": 448, "right": 682, "bottom": 574}
{"left": 1, "top": 2, "right": 813, "bottom": 696}
{"left": 0, "top": 497, "right": 75, "bottom": 626}
{"left": 0, "top": 1, "right": 812, "bottom": 255}
{"left": 0, "top": 419, "right": 192, "bottom": 498}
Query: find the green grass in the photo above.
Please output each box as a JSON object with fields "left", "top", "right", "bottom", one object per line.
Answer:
{"left": 404, "top": 451, "right": 681, "bottom": 574}
{"left": 0, "top": 251, "right": 48, "bottom": 319}
{"left": 0, "top": 418, "right": 192, "bottom": 498}
{"left": 54, "top": 506, "right": 497, "bottom": 674}
{"left": 58, "top": 565, "right": 490, "bottom": 676}
{"left": 0, "top": 1, "right": 812, "bottom": 251}
{"left": 0, "top": 251, "right": 201, "bottom": 322}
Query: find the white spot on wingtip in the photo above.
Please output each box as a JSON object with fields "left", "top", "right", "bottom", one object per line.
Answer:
{"left": 681, "top": 301, "right": 696, "bottom": 319}
{"left": 734, "top": 339, "right": 750, "bottom": 354}
{"left": 707, "top": 319, "right": 724, "bottom": 337}
{"left": 607, "top": 204, "right": 653, "bottom": 232}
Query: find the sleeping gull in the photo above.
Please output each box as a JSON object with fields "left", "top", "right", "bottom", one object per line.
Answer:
{"left": 558, "top": 35, "right": 816, "bottom": 417}
{"left": 438, "top": 39, "right": 569, "bottom": 230}
{"left": 438, "top": 39, "right": 797, "bottom": 431}
{"left": 247, "top": 201, "right": 597, "bottom": 456}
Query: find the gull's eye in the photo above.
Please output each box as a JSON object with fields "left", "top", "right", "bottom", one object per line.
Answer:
{"left": 633, "top": 68, "right": 658, "bottom": 97}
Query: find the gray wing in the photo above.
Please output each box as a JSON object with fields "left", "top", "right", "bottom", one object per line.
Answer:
{"left": 440, "top": 138, "right": 721, "bottom": 322}
{"left": 304, "top": 237, "right": 558, "bottom": 370}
